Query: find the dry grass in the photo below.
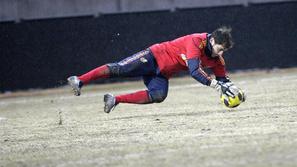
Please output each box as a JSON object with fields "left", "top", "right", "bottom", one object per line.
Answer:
{"left": 1, "top": 68, "right": 297, "bottom": 167}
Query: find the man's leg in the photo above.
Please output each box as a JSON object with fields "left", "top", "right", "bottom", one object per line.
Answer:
{"left": 103, "top": 90, "right": 151, "bottom": 113}
{"left": 69, "top": 49, "right": 157, "bottom": 96}
{"left": 103, "top": 50, "right": 160, "bottom": 113}
{"left": 102, "top": 49, "right": 170, "bottom": 113}
{"left": 68, "top": 65, "right": 110, "bottom": 96}
{"left": 115, "top": 74, "right": 168, "bottom": 104}
{"left": 78, "top": 65, "right": 110, "bottom": 84}
{"left": 115, "top": 90, "right": 152, "bottom": 104}
{"left": 104, "top": 74, "right": 168, "bottom": 113}
{"left": 143, "top": 74, "right": 169, "bottom": 103}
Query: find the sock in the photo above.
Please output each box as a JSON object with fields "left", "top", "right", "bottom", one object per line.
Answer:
{"left": 78, "top": 65, "right": 109, "bottom": 84}
{"left": 115, "top": 90, "right": 152, "bottom": 104}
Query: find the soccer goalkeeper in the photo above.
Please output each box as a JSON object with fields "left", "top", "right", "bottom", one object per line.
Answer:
{"left": 68, "top": 26, "right": 243, "bottom": 113}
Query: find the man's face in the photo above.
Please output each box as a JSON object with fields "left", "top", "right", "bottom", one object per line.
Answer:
{"left": 210, "top": 37, "right": 226, "bottom": 58}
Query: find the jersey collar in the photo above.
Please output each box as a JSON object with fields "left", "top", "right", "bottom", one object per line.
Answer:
{"left": 205, "top": 34, "right": 213, "bottom": 58}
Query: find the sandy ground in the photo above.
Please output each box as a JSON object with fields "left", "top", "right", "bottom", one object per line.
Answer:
{"left": 1, "top": 68, "right": 297, "bottom": 167}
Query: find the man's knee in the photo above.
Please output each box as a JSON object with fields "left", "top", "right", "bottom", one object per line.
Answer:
{"left": 149, "top": 90, "right": 167, "bottom": 103}
{"left": 107, "top": 63, "right": 120, "bottom": 77}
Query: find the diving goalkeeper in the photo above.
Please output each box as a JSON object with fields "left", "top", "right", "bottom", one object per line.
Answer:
{"left": 68, "top": 26, "right": 244, "bottom": 113}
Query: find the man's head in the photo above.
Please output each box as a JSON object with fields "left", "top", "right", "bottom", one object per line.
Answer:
{"left": 210, "top": 26, "right": 234, "bottom": 57}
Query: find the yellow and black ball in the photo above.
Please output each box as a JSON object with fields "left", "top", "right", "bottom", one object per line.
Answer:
{"left": 220, "top": 90, "right": 245, "bottom": 108}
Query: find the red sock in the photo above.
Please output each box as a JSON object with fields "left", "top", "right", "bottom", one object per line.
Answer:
{"left": 115, "top": 90, "right": 152, "bottom": 104}
{"left": 78, "top": 65, "right": 109, "bottom": 84}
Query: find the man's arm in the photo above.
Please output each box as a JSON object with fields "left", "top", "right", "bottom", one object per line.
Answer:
{"left": 187, "top": 58, "right": 211, "bottom": 86}
{"left": 187, "top": 58, "right": 235, "bottom": 97}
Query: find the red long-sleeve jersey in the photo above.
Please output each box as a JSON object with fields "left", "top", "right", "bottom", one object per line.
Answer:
{"left": 150, "top": 33, "right": 226, "bottom": 81}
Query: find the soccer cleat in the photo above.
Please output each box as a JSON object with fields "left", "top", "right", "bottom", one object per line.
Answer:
{"left": 67, "top": 76, "right": 83, "bottom": 96}
{"left": 104, "top": 93, "right": 117, "bottom": 113}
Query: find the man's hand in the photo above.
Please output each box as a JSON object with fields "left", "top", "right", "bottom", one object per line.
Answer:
{"left": 210, "top": 79, "right": 236, "bottom": 97}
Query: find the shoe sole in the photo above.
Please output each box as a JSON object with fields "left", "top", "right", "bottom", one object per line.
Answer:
{"left": 103, "top": 94, "right": 115, "bottom": 113}
{"left": 67, "top": 77, "right": 81, "bottom": 96}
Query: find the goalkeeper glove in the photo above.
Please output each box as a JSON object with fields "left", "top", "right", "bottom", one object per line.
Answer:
{"left": 210, "top": 79, "right": 235, "bottom": 97}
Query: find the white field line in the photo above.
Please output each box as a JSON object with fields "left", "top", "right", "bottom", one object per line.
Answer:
{"left": 0, "top": 74, "right": 296, "bottom": 106}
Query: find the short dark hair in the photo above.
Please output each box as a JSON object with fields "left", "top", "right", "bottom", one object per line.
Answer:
{"left": 211, "top": 26, "right": 234, "bottom": 49}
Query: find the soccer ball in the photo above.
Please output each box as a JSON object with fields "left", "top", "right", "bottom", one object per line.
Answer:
{"left": 220, "top": 89, "right": 245, "bottom": 108}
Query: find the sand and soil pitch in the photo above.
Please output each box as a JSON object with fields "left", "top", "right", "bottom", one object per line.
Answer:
{"left": 1, "top": 68, "right": 297, "bottom": 167}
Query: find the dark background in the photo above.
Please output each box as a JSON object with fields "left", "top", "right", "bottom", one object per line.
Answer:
{"left": 1, "top": 2, "right": 297, "bottom": 91}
